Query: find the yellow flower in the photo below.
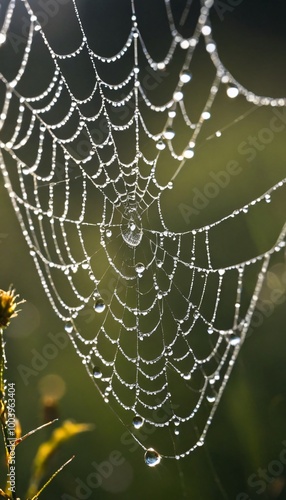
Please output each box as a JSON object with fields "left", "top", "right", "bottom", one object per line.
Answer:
{"left": 0, "top": 288, "right": 22, "bottom": 328}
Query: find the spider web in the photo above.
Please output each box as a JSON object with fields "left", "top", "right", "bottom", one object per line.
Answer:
{"left": 0, "top": 0, "right": 286, "bottom": 463}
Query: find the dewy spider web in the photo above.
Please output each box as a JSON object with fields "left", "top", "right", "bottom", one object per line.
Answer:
{"left": 0, "top": 0, "right": 286, "bottom": 463}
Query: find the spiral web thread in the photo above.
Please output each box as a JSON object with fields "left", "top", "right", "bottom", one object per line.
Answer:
{"left": 0, "top": 0, "right": 286, "bottom": 461}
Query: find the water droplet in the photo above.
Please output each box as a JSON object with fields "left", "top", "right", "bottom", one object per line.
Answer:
{"left": 229, "top": 334, "right": 241, "bottom": 346}
{"left": 106, "top": 229, "right": 112, "bottom": 237}
{"left": 215, "top": 130, "right": 222, "bottom": 137}
{"left": 265, "top": 194, "right": 271, "bottom": 203}
{"left": 206, "top": 394, "right": 216, "bottom": 403}
{"left": 144, "top": 448, "right": 161, "bottom": 467}
{"left": 202, "top": 25, "right": 211, "bottom": 36}
{"left": 132, "top": 415, "right": 144, "bottom": 429}
{"left": 207, "top": 327, "right": 213, "bottom": 334}
{"left": 92, "top": 366, "right": 102, "bottom": 379}
{"left": 64, "top": 322, "right": 73, "bottom": 334}
{"left": 168, "top": 107, "right": 176, "bottom": 118}
{"left": 184, "top": 148, "right": 194, "bottom": 159}
{"left": 165, "top": 345, "right": 173, "bottom": 356}
{"left": 226, "top": 85, "right": 239, "bottom": 98}
{"left": 174, "top": 419, "right": 180, "bottom": 426}
{"left": 173, "top": 90, "right": 183, "bottom": 102}
{"left": 163, "top": 127, "right": 175, "bottom": 140}
{"left": 135, "top": 263, "right": 145, "bottom": 274}
{"left": 167, "top": 181, "right": 173, "bottom": 189}
{"left": 206, "top": 42, "right": 216, "bottom": 53}
{"left": 94, "top": 298, "right": 106, "bottom": 313}
{"left": 202, "top": 111, "right": 211, "bottom": 120}
{"left": 157, "top": 62, "right": 166, "bottom": 71}
{"left": 0, "top": 33, "right": 7, "bottom": 46}
{"left": 180, "top": 39, "right": 190, "bottom": 49}
{"left": 156, "top": 140, "right": 166, "bottom": 150}
{"left": 184, "top": 373, "right": 191, "bottom": 380}
{"left": 174, "top": 428, "right": 180, "bottom": 436}
{"left": 180, "top": 71, "right": 192, "bottom": 83}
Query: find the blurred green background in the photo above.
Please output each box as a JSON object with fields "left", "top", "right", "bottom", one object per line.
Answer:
{"left": 1, "top": 0, "right": 286, "bottom": 499}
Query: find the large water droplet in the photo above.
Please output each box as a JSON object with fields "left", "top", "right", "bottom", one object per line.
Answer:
{"left": 202, "top": 111, "right": 211, "bottom": 120}
{"left": 173, "top": 90, "right": 183, "bottom": 102}
{"left": 163, "top": 127, "right": 175, "bottom": 140}
{"left": 180, "top": 71, "right": 192, "bottom": 83}
{"left": 229, "top": 334, "right": 241, "bottom": 346}
{"left": 0, "top": 33, "right": 7, "bottom": 46}
{"left": 226, "top": 85, "right": 239, "bottom": 98}
{"left": 202, "top": 24, "right": 211, "bottom": 36}
{"left": 135, "top": 263, "right": 145, "bottom": 274}
{"left": 144, "top": 448, "right": 161, "bottom": 467}
{"left": 64, "top": 322, "right": 73, "bottom": 334}
{"left": 93, "top": 366, "right": 102, "bottom": 379}
{"left": 184, "top": 148, "right": 194, "bottom": 159}
{"left": 156, "top": 140, "right": 166, "bottom": 150}
{"left": 180, "top": 39, "right": 190, "bottom": 49}
{"left": 206, "top": 394, "right": 216, "bottom": 403}
{"left": 94, "top": 298, "right": 106, "bottom": 313}
{"left": 132, "top": 415, "right": 144, "bottom": 429}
